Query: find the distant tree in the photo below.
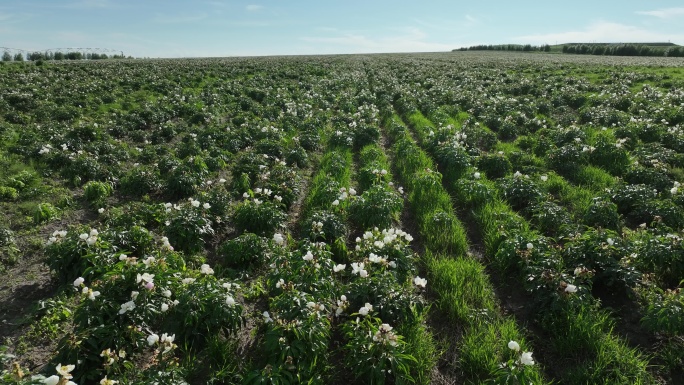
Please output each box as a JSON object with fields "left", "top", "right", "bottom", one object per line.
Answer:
{"left": 66, "top": 51, "right": 83, "bottom": 60}
{"left": 2, "top": 51, "right": 11, "bottom": 61}
{"left": 592, "top": 46, "right": 606, "bottom": 55}
{"left": 666, "top": 47, "right": 683, "bottom": 57}
{"left": 54, "top": 51, "right": 65, "bottom": 60}
{"left": 28, "top": 51, "right": 44, "bottom": 61}
{"left": 13, "top": 52, "right": 24, "bottom": 61}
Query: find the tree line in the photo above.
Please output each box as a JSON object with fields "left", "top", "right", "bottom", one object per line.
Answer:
{"left": 454, "top": 44, "right": 552, "bottom": 52}
{"left": 562, "top": 44, "right": 684, "bottom": 57}
{"left": 2, "top": 51, "right": 127, "bottom": 62}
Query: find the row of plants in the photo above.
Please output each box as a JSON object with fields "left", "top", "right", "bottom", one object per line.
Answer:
{"left": 418, "top": 101, "right": 684, "bottom": 358}
{"left": 401, "top": 107, "right": 657, "bottom": 384}
{"left": 383, "top": 113, "right": 544, "bottom": 384}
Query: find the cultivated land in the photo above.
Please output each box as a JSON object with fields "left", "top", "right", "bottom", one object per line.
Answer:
{"left": 0, "top": 51, "right": 683, "bottom": 384}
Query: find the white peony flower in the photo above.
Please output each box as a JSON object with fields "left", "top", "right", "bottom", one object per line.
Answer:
{"left": 147, "top": 333, "right": 159, "bottom": 346}
{"left": 565, "top": 284, "right": 578, "bottom": 293}
{"left": 520, "top": 351, "right": 535, "bottom": 366}
{"left": 413, "top": 276, "right": 427, "bottom": 288}
{"left": 56, "top": 363, "right": 75, "bottom": 379}
{"left": 73, "top": 277, "right": 85, "bottom": 287}
{"left": 273, "top": 233, "right": 285, "bottom": 245}
{"left": 226, "top": 295, "right": 236, "bottom": 307}
{"left": 43, "top": 375, "right": 60, "bottom": 385}
{"left": 508, "top": 340, "right": 520, "bottom": 352}
{"left": 200, "top": 264, "right": 214, "bottom": 275}
{"left": 333, "top": 264, "right": 346, "bottom": 273}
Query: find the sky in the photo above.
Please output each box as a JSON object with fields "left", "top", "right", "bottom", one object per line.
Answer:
{"left": 1, "top": 0, "right": 684, "bottom": 58}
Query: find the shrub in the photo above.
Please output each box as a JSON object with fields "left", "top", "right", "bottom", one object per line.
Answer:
{"left": 302, "top": 210, "right": 348, "bottom": 243}
{"left": 83, "top": 180, "right": 113, "bottom": 206}
{"left": 499, "top": 174, "right": 545, "bottom": 212}
{"left": 477, "top": 153, "right": 512, "bottom": 179}
{"left": 434, "top": 144, "right": 472, "bottom": 183}
{"left": 0, "top": 186, "right": 18, "bottom": 201}
{"left": 589, "top": 134, "right": 630, "bottom": 175}
{"left": 530, "top": 201, "right": 573, "bottom": 236}
{"left": 349, "top": 185, "right": 403, "bottom": 230}
{"left": 165, "top": 200, "right": 215, "bottom": 254}
{"left": 610, "top": 183, "right": 657, "bottom": 217}
{"left": 624, "top": 166, "right": 672, "bottom": 192}
{"left": 233, "top": 199, "right": 286, "bottom": 237}
{"left": 546, "top": 144, "right": 587, "bottom": 177}
{"left": 641, "top": 288, "right": 684, "bottom": 335}
{"left": 353, "top": 123, "right": 381, "bottom": 149}
{"left": 33, "top": 202, "right": 59, "bottom": 224}
{"left": 341, "top": 315, "right": 415, "bottom": 385}
{"left": 218, "top": 233, "right": 270, "bottom": 268}
{"left": 584, "top": 197, "right": 621, "bottom": 231}
{"left": 120, "top": 167, "right": 162, "bottom": 197}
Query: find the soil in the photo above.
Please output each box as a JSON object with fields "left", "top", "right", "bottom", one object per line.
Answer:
{"left": 0, "top": 205, "right": 97, "bottom": 372}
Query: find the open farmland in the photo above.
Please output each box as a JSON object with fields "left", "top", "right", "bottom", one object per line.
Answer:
{"left": 0, "top": 51, "right": 683, "bottom": 384}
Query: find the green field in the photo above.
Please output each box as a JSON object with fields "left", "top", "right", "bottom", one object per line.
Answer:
{"left": 0, "top": 51, "right": 683, "bottom": 384}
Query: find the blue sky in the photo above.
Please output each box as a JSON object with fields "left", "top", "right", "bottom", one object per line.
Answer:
{"left": 2, "top": 0, "right": 684, "bottom": 58}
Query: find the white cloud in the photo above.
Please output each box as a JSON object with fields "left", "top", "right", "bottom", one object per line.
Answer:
{"left": 636, "top": 7, "right": 684, "bottom": 19}
{"left": 301, "top": 27, "right": 456, "bottom": 54}
{"left": 513, "top": 21, "right": 684, "bottom": 45}
{"left": 246, "top": 5, "right": 264, "bottom": 12}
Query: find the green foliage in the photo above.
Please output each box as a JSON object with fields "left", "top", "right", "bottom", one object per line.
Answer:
{"left": 120, "top": 166, "right": 162, "bottom": 197}
{"left": 301, "top": 209, "right": 348, "bottom": 243}
{"left": 83, "top": 180, "right": 113, "bottom": 206}
{"left": 349, "top": 185, "right": 403, "bottom": 230}
{"left": 641, "top": 286, "right": 684, "bottom": 335}
{"left": 477, "top": 153, "right": 512, "bottom": 179}
{"left": 498, "top": 174, "right": 544, "bottom": 212}
{"left": 218, "top": 233, "right": 271, "bottom": 268}
{"left": 583, "top": 197, "right": 621, "bottom": 230}
{"left": 341, "top": 316, "right": 416, "bottom": 385}
{"left": 33, "top": 202, "right": 59, "bottom": 224}
{"left": 165, "top": 199, "right": 215, "bottom": 254}
{"left": 234, "top": 198, "right": 286, "bottom": 237}
{"left": 0, "top": 186, "right": 18, "bottom": 201}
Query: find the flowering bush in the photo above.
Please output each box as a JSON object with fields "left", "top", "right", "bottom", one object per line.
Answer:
{"left": 218, "top": 233, "right": 271, "bottom": 268}
{"left": 477, "top": 152, "right": 512, "bottom": 180}
{"left": 164, "top": 198, "right": 215, "bottom": 254}
{"left": 349, "top": 185, "right": 403, "bottom": 230}
{"left": 301, "top": 210, "right": 348, "bottom": 243}
{"left": 55, "top": 252, "right": 242, "bottom": 383}
{"left": 583, "top": 196, "right": 621, "bottom": 230}
{"left": 491, "top": 340, "right": 539, "bottom": 385}
{"left": 498, "top": 173, "right": 544, "bottom": 212}
{"left": 341, "top": 315, "right": 415, "bottom": 385}
{"left": 233, "top": 196, "right": 286, "bottom": 237}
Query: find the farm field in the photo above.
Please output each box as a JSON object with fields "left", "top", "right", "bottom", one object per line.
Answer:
{"left": 0, "top": 51, "right": 683, "bottom": 384}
